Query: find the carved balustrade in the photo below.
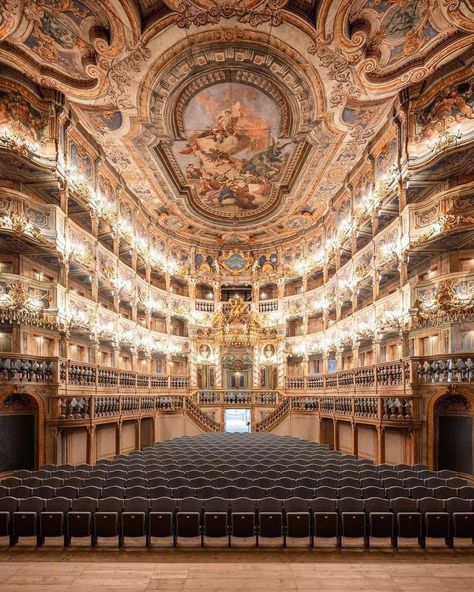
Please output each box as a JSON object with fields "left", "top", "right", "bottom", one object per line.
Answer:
{"left": 193, "top": 390, "right": 281, "bottom": 406}
{"left": 415, "top": 356, "right": 474, "bottom": 383}
{"left": 184, "top": 398, "right": 221, "bottom": 431}
{"left": 288, "top": 393, "right": 416, "bottom": 423}
{"left": 258, "top": 299, "right": 278, "bottom": 313}
{"left": 255, "top": 398, "right": 290, "bottom": 432}
{"left": 0, "top": 355, "right": 55, "bottom": 383}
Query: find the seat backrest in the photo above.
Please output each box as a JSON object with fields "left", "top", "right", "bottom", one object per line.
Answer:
{"left": 410, "top": 486, "right": 433, "bottom": 499}
{"left": 293, "top": 486, "right": 314, "bottom": 499}
{"left": 0, "top": 496, "right": 18, "bottom": 512}
{"left": 364, "top": 497, "right": 390, "bottom": 513}
{"left": 18, "top": 496, "right": 45, "bottom": 513}
{"left": 45, "top": 497, "right": 71, "bottom": 512}
{"left": 98, "top": 497, "right": 124, "bottom": 513}
{"left": 391, "top": 497, "right": 417, "bottom": 513}
{"left": 433, "top": 486, "right": 458, "bottom": 499}
{"left": 71, "top": 496, "right": 97, "bottom": 512}
{"left": 425, "top": 477, "right": 446, "bottom": 487}
{"left": 87, "top": 478, "right": 105, "bottom": 488}
{"left": 258, "top": 497, "right": 282, "bottom": 512}
{"left": 385, "top": 486, "right": 407, "bottom": 499}
{"left": 221, "top": 486, "right": 243, "bottom": 499}
{"left": 382, "top": 478, "right": 404, "bottom": 488}
{"left": 339, "top": 487, "right": 362, "bottom": 499}
{"left": 150, "top": 497, "right": 176, "bottom": 513}
{"left": 203, "top": 497, "right": 229, "bottom": 513}
{"left": 124, "top": 486, "right": 150, "bottom": 498}
{"left": 417, "top": 497, "right": 444, "bottom": 514}
{"left": 458, "top": 486, "right": 474, "bottom": 499}
{"left": 105, "top": 477, "right": 125, "bottom": 487}
{"left": 338, "top": 497, "right": 364, "bottom": 513}
{"left": 56, "top": 486, "right": 79, "bottom": 499}
{"left": 230, "top": 497, "right": 256, "bottom": 513}
{"left": 123, "top": 497, "right": 150, "bottom": 512}
{"left": 318, "top": 477, "right": 338, "bottom": 487}
{"left": 10, "top": 486, "right": 32, "bottom": 498}
{"left": 64, "top": 477, "right": 84, "bottom": 488}
{"left": 284, "top": 497, "right": 309, "bottom": 513}
{"left": 149, "top": 486, "right": 172, "bottom": 498}
{"left": 310, "top": 497, "right": 337, "bottom": 513}
{"left": 102, "top": 486, "right": 125, "bottom": 498}
{"left": 361, "top": 486, "right": 385, "bottom": 499}
{"left": 267, "top": 487, "right": 292, "bottom": 499}
{"left": 43, "top": 477, "right": 63, "bottom": 488}
{"left": 22, "top": 477, "right": 42, "bottom": 487}
{"left": 79, "top": 486, "right": 101, "bottom": 498}
{"left": 172, "top": 486, "right": 195, "bottom": 499}
{"left": 445, "top": 497, "right": 471, "bottom": 513}
{"left": 314, "top": 486, "right": 338, "bottom": 499}
{"left": 177, "top": 497, "right": 202, "bottom": 513}
{"left": 32, "top": 486, "right": 56, "bottom": 499}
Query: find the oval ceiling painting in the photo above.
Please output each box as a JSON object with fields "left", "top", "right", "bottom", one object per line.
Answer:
{"left": 172, "top": 82, "right": 294, "bottom": 221}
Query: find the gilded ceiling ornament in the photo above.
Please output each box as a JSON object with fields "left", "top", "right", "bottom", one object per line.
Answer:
{"left": 172, "top": 0, "right": 287, "bottom": 29}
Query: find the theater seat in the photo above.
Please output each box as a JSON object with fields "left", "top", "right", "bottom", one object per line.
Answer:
{"left": 230, "top": 498, "right": 256, "bottom": 546}
{"left": 13, "top": 496, "right": 45, "bottom": 545}
{"left": 311, "top": 498, "right": 338, "bottom": 546}
{"left": 67, "top": 497, "right": 97, "bottom": 544}
{"left": 284, "top": 497, "right": 310, "bottom": 547}
{"left": 149, "top": 497, "right": 175, "bottom": 545}
{"left": 203, "top": 497, "right": 229, "bottom": 546}
{"left": 94, "top": 497, "right": 123, "bottom": 545}
{"left": 40, "top": 497, "right": 71, "bottom": 544}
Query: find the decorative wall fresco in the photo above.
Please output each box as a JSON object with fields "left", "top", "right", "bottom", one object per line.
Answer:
{"left": 0, "top": 88, "right": 48, "bottom": 142}
{"left": 348, "top": 0, "right": 455, "bottom": 71}
{"left": 22, "top": 0, "right": 101, "bottom": 76}
{"left": 171, "top": 83, "right": 294, "bottom": 219}
{"left": 415, "top": 76, "right": 474, "bottom": 140}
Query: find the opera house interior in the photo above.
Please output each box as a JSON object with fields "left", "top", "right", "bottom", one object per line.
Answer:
{"left": 1, "top": 0, "right": 474, "bottom": 587}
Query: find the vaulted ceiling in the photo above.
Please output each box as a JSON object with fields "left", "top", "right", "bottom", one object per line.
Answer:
{"left": 1, "top": 0, "right": 474, "bottom": 247}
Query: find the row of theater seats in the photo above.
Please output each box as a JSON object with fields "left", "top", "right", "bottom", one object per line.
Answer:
{"left": 0, "top": 495, "right": 473, "bottom": 548}
{"left": 1, "top": 483, "right": 474, "bottom": 501}
{"left": 1, "top": 433, "right": 472, "bottom": 548}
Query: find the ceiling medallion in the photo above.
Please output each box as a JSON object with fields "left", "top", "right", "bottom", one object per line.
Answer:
{"left": 219, "top": 250, "right": 252, "bottom": 274}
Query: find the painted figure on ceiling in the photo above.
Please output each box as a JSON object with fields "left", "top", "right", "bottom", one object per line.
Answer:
{"left": 417, "top": 78, "right": 474, "bottom": 139}
{"left": 174, "top": 83, "right": 293, "bottom": 216}
{"left": 0, "top": 90, "right": 48, "bottom": 142}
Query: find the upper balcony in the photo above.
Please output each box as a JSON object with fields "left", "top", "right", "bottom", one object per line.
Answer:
{"left": 285, "top": 354, "right": 474, "bottom": 394}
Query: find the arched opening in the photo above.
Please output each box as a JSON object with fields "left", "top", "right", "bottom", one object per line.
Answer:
{"left": 0, "top": 392, "right": 41, "bottom": 472}
{"left": 435, "top": 393, "right": 473, "bottom": 475}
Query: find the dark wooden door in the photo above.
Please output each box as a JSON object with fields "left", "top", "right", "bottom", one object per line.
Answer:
{"left": 0, "top": 415, "right": 35, "bottom": 471}
{"left": 437, "top": 415, "right": 473, "bottom": 474}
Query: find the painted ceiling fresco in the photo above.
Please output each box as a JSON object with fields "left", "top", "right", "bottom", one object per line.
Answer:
{"left": 171, "top": 82, "right": 295, "bottom": 220}
{"left": 1, "top": 0, "right": 474, "bottom": 247}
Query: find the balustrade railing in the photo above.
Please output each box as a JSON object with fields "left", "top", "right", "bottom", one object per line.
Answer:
{"left": 288, "top": 393, "right": 415, "bottom": 422}
{"left": 195, "top": 300, "right": 214, "bottom": 313}
{"left": 0, "top": 355, "right": 55, "bottom": 383}
{"left": 258, "top": 300, "right": 278, "bottom": 313}
{"left": 415, "top": 356, "right": 474, "bottom": 383}
{"left": 256, "top": 398, "right": 290, "bottom": 432}
{"left": 193, "top": 390, "right": 281, "bottom": 406}
{"left": 185, "top": 398, "right": 221, "bottom": 432}
{"left": 287, "top": 356, "right": 474, "bottom": 392}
